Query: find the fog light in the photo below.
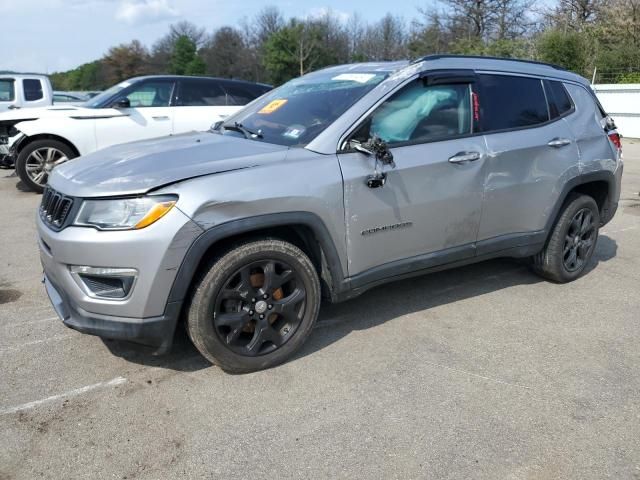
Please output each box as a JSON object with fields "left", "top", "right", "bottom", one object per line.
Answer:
{"left": 69, "top": 266, "right": 137, "bottom": 299}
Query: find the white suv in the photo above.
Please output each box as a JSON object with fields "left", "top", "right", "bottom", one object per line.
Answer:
{"left": 0, "top": 75, "right": 271, "bottom": 192}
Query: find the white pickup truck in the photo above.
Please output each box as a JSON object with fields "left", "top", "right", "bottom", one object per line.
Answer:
{"left": 0, "top": 75, "right": 271, "bottom": 192}
{"left": 0, "top": 74, "right": 53, "bottom": 112}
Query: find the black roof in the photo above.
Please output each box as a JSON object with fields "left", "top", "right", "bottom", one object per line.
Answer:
{"left": 131, "top": 75, "right": 272, "bottom": 88}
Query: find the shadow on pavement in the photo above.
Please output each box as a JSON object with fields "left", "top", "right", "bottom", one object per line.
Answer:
{"left": 101, "top": 236, "right": 618, "bottom": 372}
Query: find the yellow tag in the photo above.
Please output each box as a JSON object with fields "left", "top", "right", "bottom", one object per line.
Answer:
{"left": 259, "top": 99, "right": 287, "bottom": 114}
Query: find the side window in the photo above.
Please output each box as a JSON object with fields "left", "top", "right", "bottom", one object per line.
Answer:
{"left": 124, "top": 81, "right": 174, "bottom": 107}
{"left": 479, "top": 74, "right": 549, "bottom": 132}
{"left": 0, "top": 79, "right": 15, "bottom": 102}
{"left": 23, "top": 79, "right": 43, "bottom": 102}
{"left": 354, "top": 79, "right": 472, "bottom": 145}
{"left": 177, "top": 79, "right": 226, "bottom": 106}
{"left": 545, "top": 80, "right": 573, "bottom": 118}
{"left": 221, "top": 83, "right": 262, "bottom": 106}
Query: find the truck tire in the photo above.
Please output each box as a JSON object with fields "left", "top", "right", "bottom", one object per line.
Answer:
{"left": 16, "top": 139, "right": 76, "bottom": 193}
{"left": 532, "top": 194, "right": 600, "bottom": 283}
{"left": 187, "top": 239, "right": 321, "bottom": 373}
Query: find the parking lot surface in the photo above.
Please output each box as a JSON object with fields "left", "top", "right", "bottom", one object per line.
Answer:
{"left": 1, "top": 141, "right": 639, "bottom": 480}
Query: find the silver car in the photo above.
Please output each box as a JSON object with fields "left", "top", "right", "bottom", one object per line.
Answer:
{"left": 38, "top": 56, "right": 623, "bottom": 372}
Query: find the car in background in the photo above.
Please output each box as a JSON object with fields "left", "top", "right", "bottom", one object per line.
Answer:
{"left": 0, "top": 75, "right": 271, "bottom": 191}
{"left": 0, "top": 74, "right": 54, "bottom": 165}
{"left": 0, "top": 74, "right": 53, "bottom": 112}
{"left": 53, "top": 91, "right": 89, "bottom": 104}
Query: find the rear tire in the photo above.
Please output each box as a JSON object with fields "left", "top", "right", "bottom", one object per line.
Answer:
{"left": 16, "top": 139, "right": 76, "bottom": 193}
{"left": 532, "top": 194, "right": 600, "bottom": 283}
{"left": 187, "top": 239, "right": 321, "bottom": 373}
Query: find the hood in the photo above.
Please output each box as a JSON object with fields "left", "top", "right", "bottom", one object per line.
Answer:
{"left": 49, "top": 132, "right": 289, "bottom": 197}
{"left": 0, "top": 105, "right": 125, "bottom": 123}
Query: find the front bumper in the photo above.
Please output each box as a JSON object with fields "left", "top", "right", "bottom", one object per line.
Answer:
{"left": 37, "top": 204, "right": 203, "bottom": 351}
{"left": 45, "top": 273, "right": 181, "bottom": 351}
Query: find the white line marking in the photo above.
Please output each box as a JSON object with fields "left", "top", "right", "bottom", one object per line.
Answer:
{"left": 1, "top": 333, "right": 75, "bottom": 352}
{"left": 0, "top": 316, "right": 59, "bottom": 328}
{"left": 423, "top": 360, "right": 532, "bottom": 390}
{"left": 0, "top": 377, "right": 127, "bottom": 415}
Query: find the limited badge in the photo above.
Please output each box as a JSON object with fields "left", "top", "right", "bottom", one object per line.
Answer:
{"left": 259, "top": 99, "right": 288, "bottom": 114}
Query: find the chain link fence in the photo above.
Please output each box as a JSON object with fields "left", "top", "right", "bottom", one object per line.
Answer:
{"left": 592, "top": 68, "right": 640, "bottom": 84}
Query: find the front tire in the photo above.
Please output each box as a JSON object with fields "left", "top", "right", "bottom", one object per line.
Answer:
{"left": 16, "top": 139, "right": 76, "bottom": 193}
{"left": 532, "top": 194, "right": 600, "bottom": 283}
{"left": 187, "top": 239, "right": 321, "bottom": 373}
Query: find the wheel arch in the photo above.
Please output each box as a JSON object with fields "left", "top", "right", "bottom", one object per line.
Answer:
{"left": 16, "top": 133, "right": 80, "bottom": 158}
{"left": 166, "top": 212, "right": 348, "bottom": 309}
{"left": 545, "top": 171, "right": 616, "bottom": 240}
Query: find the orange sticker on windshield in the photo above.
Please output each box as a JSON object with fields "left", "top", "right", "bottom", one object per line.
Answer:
{"left": 259, "top": 99, "right": 287, "bottom": 114}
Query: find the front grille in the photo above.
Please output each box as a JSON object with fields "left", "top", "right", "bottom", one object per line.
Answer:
{"left": 40, "top": 187, "right": 74, "bottom": 230}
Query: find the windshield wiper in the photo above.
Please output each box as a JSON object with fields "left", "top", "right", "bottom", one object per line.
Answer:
{"left": 223, "top": 122, "right": 263, "bottom": 140}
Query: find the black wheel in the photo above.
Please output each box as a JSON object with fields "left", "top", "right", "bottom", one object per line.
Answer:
{"left": 16, "top": 139, "right": 76, "bottom": 193}
{"left": 532, "top": 194, "right": 600, "bottom": 283}
{"left": 187, "top": 239, "right": 321, "bottom": 373}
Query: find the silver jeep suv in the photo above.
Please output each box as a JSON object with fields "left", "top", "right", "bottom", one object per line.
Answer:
{"left": 38, "top": 56, "right": 623, "bottom": 372}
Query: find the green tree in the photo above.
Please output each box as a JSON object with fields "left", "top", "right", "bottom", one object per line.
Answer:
{"left": 185, "top": 55, "right": 206, "bottom": 75}
{"left": 263, "top": 20, "right": 327, "bottom": 84}
{"left": 536, "top": 29, "right": 588, "bottom": 74}
{"left": 170, "top": 35, "right": 198, "bottom": 75}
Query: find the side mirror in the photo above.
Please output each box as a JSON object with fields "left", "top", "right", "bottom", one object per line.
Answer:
{"left": 112, "top": 98, "right": 130, "bottom": 109}
{"left": 353, "top": 136, "right": 395, "bottom": 167}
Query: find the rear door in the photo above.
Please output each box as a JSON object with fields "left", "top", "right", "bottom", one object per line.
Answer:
{"left": 476, "top": 74, "right": 581, "bottom": 249}
{"left": 95, "top": 79, "right": 175, "bottom": 150}
{"left": 172, "top": 78, "right": 238, "bottom": 134}
{"left": 21, "top": 78, "right": 50, "bottom": 109}
{"left": 338, "top": 73, "right": 487, "bottom": 277}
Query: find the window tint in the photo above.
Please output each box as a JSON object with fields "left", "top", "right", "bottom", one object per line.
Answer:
{"left": 124, "top": 81, "right": 174, "bottom": 107}
{"left": 546, "top": 80, "right": 573, "bottom": 118}
{"left": 178, "top": 79, "right": 226, "bottom": 106}
{"left": 0, "top": 79, "right": 15, "bottom": 101}
{"left": 479, "top": 75, "right": 549, "bottom": 132}
{"left": 221, "top": 82, "right": 265, "bottom": 105}
{"left": 355, "top": 80, "right": 472, "bottom": 145}
{"left": 23, "top": 79, "right": 43, "bottom": 101}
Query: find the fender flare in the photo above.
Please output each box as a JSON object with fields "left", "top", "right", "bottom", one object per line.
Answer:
{"left": 165, "top": 211, "right": 348, "bottom": 305}
{"left": 544, "top": 170, "right": 617, "bottom": 236}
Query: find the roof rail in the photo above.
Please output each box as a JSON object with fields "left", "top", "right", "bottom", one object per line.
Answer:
{"left": 412, "top": 54, "right": 566, "bottom": 71}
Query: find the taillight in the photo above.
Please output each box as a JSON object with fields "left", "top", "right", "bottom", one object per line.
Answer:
{"left": 608, "top": 130, "right": 622, "bottom": 152}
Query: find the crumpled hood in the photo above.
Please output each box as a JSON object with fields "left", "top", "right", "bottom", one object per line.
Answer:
{"left": 49, "top": 132, "right": 289, "bottom": 197}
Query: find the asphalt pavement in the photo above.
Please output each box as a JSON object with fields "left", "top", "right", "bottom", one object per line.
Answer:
{"left": 1, "top": 141, "right": 639, "bottom": 479}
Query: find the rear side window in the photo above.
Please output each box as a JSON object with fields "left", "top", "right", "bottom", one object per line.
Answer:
{"left": 177, "top": 79, "right": 226, "bottom": 106}
{"left": 221, "top": 82, "right": 265, "bottom": 106}
{"left": 479, "top": 74, "right": 549, "bottom": 132}
{"left": 0, "top": 79, "right": 15, "bottom": 101}
{"left": 545, "top": 80, "right": 573, "bottom": 118}
{"left": 23, "top": 79, "right": 43, "bottom": 101}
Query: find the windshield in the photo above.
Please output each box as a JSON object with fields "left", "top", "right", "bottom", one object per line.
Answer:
{"left": 220, "top": 71, "right": 388, "bottom": 147}
{"left": 83, "top": 81, "right": 131, "bottom": 108}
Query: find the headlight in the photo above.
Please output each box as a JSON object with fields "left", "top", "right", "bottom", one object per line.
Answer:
{"left": 74, "top": 195, "right": 177, "bottom": 230}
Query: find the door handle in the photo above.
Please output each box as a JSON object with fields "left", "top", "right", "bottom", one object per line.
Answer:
{"left": 448, "top": 151, "right": 481, "bottom": 164}
{"left": 547, "top": 137, "right": 571, "bottom": 148}
{"left": 7, "top": 105, "right": 20, "bottom": 110}
{"left": 152, "top": 115, "right": 170, "bottom": 120}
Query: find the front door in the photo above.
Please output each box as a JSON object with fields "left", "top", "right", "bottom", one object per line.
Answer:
{"left": 338, "top": 75, "right": 487, "bottom": 277}
{"left": 95, "top": 79, "right": 175, "bottom": 150}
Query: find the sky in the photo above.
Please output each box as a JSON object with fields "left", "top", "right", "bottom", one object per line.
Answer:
{"left": 1, "top": 0, "right": 426, "bottom": 73}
